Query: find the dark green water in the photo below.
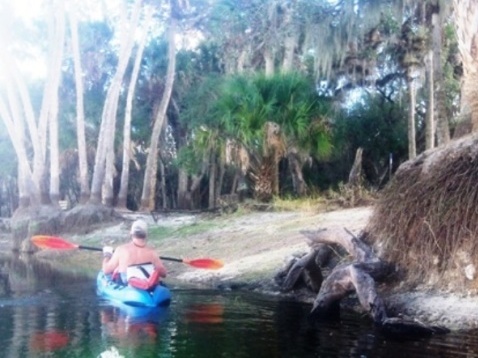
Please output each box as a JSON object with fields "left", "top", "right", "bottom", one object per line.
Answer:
{"left": 0, "top": 253, "right": 478, "bottom": 357}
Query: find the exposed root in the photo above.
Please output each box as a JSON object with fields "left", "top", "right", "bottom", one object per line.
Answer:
{"left": 277, "top": 226, "right": 449, "bottom": 337}
{"left": 366, "top": 134, "right": 478, "bottom": 290}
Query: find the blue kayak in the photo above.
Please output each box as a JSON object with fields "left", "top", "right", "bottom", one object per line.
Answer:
{"left": 96, "top": 272, "right": 171, "bottom": 308}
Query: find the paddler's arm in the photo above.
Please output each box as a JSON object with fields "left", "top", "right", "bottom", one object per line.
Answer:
{"left": 153, "top": 255, "right": 167, "bottom": 278}
{"left": 102, "top": 247, "right": 120, "bottom": 274}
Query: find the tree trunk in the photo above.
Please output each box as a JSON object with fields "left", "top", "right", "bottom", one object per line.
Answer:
{"left": 348, "top": 147, "right": 363, "bottom": 187}
{"left": 159, "top": 158, "right": 167, "bottom": 210}
{"left": 140, "top": 12, "right": 177, "bottom": 211}
{"left": 217, "top": 160, "right": 225, "bottom": 200}
{"left": 103, "top": 0, "right": 143, "bottom": 207}
{"left": 282, "top": 33, "right": 297, "bottom": 73}
{"left": 148, "top": 148, "right": 159, "bottom": 210}
{"left": 35, "top": 1, "right": 68, "bottom": 205}
{"left": 177, "top": 168, "right": 191, "bottom": 210}
{"left": 208, "top": 155, "right": 217, "bottom": 209}
{"left": 432, "top": 11, "right": 450, "bottom": 145}
{"left": 453, "top": 0, "right": 478, "bottom": 132}
{"left": 264, "top": 47, "right": 275, "bottom": 77}
{"left": 69, "top": 7, "right": 90, "bottom": 204}
{"left": 425, "top": 51, "right": 435, "bottom": 150}
{"left": 281, "top": 0, "right": 298, "bottom": 73}
{"left": 7, "top": 70, "right": 41, "bottom": 206}
{"left": 0, "top": 0, "right": 66, "bottom": 208}
{"left": 272, "top": 155, "right": 279, "bottom": 197}
{"left": 0, "top": 98, "right": 33, "bottom": 208}
{"left": 48, "top": 1, "right": 66, "bottom": 206}
{"left": 251, "top": 160, "right": 274, "bottom": 202}
{"left": 117, "top": 11, "right": 151, "bottom": 210}
{"left": 407, "top": 70, "right": 417, "bottom": 159}
{"left": 237, "top": 48, "right": 248, "bottom": 74}
{"left": 90, "top": 0, "right": 142, "bottom": 205}
{"left": 288, "top": 150, "right": 308, "bottom": 196}
{"left": 262, "top": 0, "right": 276, "bottom": 76}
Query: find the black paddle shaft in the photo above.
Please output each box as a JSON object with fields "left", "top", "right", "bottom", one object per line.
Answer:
{"left": 78, "top": 245, "right": 102, "bottom": 252}
{"left": 77, "top": 244, "right": 183, "bottom": 263}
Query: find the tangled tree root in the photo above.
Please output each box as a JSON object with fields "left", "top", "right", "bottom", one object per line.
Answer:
{"left": 276, "top": 227, "right": 450, "bottom": 338}
{"left": 366, "top": 134, "right": 478, "bottom": 290}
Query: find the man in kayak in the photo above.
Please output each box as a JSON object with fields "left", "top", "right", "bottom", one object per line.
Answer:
{"left": 102, "top": 219, "right": 167, "bottom": 286}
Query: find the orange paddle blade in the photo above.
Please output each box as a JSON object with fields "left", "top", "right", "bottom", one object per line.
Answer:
{"left": 183, "top": 258, "right": 224, "bottom": 270}
{"left": 31, "top": 235, "right": 79, "bottom": 250}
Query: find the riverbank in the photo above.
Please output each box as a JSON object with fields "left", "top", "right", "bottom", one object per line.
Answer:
{"left": 34, "top": 205, "right": 478, "bottom": 331}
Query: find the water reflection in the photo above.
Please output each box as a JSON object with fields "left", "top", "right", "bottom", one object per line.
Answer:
{"left": 0, "top": 253, "right": 97, "bottom": 357}
{"left": 0, "top": 252, "right": 90, "bottom": 298}
{"left": 99, "top": 303, "right": 169, "bottom": 344}
{"left": 184, "top": 303, "right": 225, "bottom": 324}
{"left": 1, "top": 254, "right": 478, "bottom": 357}
{"left": 29, "top": 330, "right": 70, "bottom": 352}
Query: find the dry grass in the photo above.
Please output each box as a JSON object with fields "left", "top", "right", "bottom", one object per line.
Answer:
{"left": 271, "top": 185, "right": 376, "bottom": 213}
{"left": 272, "top": 196, "right": 327, "bottom": 212}
{"left": 366, "top": 134, "right": 478, "bottom": 291}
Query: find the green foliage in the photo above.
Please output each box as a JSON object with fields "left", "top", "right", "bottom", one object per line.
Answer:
{"left": 263, "top": 73, "right": 333, "bottom": 158}
{"left": 332, "top": 94, "right": 408, "bottom": 186}
{"left": 180, "top": 75, "right": 223, "bottom": 128}
{"left": 216, "top": 75, "right": 274, "bottom": 152}
{"left": 214, "top": 72, "right": 333, "bottom": 161}
{"left": 442, "top": 23, "right": 461, "bottom": 120}
{"left": 176, "top": 144, "right": 204, "bottom": 175}
{"left": 178, "top": 71, "right": 334, "bottom": 199}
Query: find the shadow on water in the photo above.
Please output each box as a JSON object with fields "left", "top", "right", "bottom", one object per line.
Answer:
{"left": 0, "top": 252, "right": 91, "bottom": 298}
{"left": 1, "top": 255, "right": 478, "bottom": 357}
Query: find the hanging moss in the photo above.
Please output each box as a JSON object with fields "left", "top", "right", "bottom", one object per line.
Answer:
{"left": 303, "top": 1, "right": 403, "bottom": 81}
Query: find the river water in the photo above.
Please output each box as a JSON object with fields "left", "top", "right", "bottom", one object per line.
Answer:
{"left": 0, "top": 253, "right": 477, "bottom": 358}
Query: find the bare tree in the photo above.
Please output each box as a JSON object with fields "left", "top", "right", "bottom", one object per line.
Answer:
{"left": 117, "top": 10, "right": 152, "bottom": 210}
{"left": 48, "top": 0, "right": 66, "bottom": 206}
{"left": 140, "top": 1, "right": 179, "bottom": 211}
{"left": 89, "top": 0, "right": 143, "bottom": 205}
{"left": 68, "top": 3, "right": 90, "bottom": 203}
{"left": 0, "top": 0, "right": 66, "bottom": 209}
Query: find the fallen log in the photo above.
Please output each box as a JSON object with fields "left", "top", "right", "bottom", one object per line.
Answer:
{"left": 277, "top": 226, "right": 449, "bottom": 337}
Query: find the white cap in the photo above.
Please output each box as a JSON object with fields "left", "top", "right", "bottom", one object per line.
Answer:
{"left": 131, "top": 219, "right": 148, "bottom": 238}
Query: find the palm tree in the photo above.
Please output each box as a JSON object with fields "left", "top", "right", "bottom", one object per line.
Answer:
{"left": 266, "top": 74, "right": 332, "bottom": 196}
{"left": 215, "top": 73, "right": 332, "bottom": 202}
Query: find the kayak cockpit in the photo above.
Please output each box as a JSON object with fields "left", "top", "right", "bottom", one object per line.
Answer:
{"left": 96, "top": 271, "right": 171, "bottom": 308}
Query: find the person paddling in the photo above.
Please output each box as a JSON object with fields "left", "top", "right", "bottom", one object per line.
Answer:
{"left": 102, "top": 219, "right": 167, "bottom": 286}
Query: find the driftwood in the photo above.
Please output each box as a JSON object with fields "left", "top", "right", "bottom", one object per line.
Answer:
{"left": 277, "top": 226, "right": 449, "bottom": 337}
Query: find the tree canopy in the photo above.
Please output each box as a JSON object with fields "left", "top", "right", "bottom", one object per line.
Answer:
{"left": 0, "top": 0, "right": 474, "bottom": 214}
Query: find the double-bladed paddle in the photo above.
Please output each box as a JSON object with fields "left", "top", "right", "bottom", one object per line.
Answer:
{"left": 31, "top": 235, "right": 224, "bottom": 270}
